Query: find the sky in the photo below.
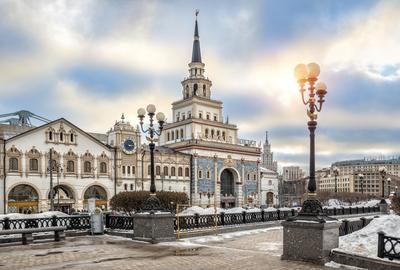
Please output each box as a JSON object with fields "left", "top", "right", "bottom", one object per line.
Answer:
{"left": 0, "top": 0, "right": 400, "bottom": 173}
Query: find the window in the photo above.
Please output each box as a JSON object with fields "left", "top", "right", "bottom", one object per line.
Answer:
{"left": 84, "top": 161, "right": 91, "bottom": 173}
{"left": 60, "top": 133, "right": 63, "bottom": 141}
{"left": 253, "top": 174, "right": 257, "bottom": 180}
{"left": 29, "top": 158, "right": 38, "bottom": 171}
{"left": 206, "top": 114, "right": 210, "bottom": 120}
{"left": 171, "top": 132, "right": 175, "bottom": 140}
{"left": 185, "top": 86, "right": 189, "bottom": 98}
{"left": 49, "top": 131, "right": 53, "bottom": 140}
{"left": 175, "top": 130, "right": 179, "bottom": 139}
{"left": 182, "top": 113, "right": 185, "bottom": 120}
{"left": 127, "top": 166, "right": 130, "bottom": 174}
{"left": 199, "top": 112, "right": 202, "bottom": 119}
{"left": 130, "top": 184, "right": 133, "bottom": 190}
{"left": 180, "top": 129, "right": 184, "bottom": 139}
{"left": 171, "top": 167, "right": 176, "bottom": 176}
{"left": 167, "top": 132, "right": 170, "bottom": 141}
{"left": 122, "top": 166, "right": 126, "bottom": 174}
{"left": 247, "top": 174, "right": 250, "bottom": 180}
{"left": 163, "top": 166, "right": 169, "bottom": 176}
{"left": 198, "top": 170, "right": 203, "bottom": 178}
{"left": 203, "top": 85, "right": 206, "bottom": 96}
{"left": 207, "top": 170, "right": 210, "bottom": 179}
{"left": 178, "top": 167, "right": 183, "bottom": 177}
{"left": 188, "top": 111, "right": 192, "bottom": 118}
{"left": 100, "top": 162, "right": 107, "bottom": 173}
{"left": 205, "top": 129, "right": 209, "bottom": 138}
{"left": 193, "top": 83, "right": 198, "bottom": 95}
{"left": 124, "top": 184, "right": 127, "bottom": 191}
{"left": 214, "top": 115, "right": 217, "bottom": 121}
{"left": 148, "top": 165, "right": 151, "bottom": 176}
{"left": 156, "top": 166, "right": 161, "bottom": 175}
{"left": 211, "top": 129, "right": 215, "bottom": 138}
{"left": 67, "top": 160, "right": 74, "bottom": 173}
{"left": 9, "top": 158, "right": 18, "bottom": 171}
{"left": 222, "top": 132, "right": 226, "bottom": 140}
{"left": 132, "top": 166, "right": 135, "bottom": 174}
{"left": 185, "top": 167, "right": 190, "bottom": 177}
{"left": 268, "top": 180, "right": 272, "bottom": 185}
{"left": 70, "top": 133, "right": 74, "bottom": 142}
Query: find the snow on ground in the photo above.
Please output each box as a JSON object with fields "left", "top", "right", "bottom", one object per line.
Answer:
{"left": 179, "top": 206, "right": 298, "bottom": 216}
{"left": 325, "top": 198, "right": 388, "bottom": 208}
{"left": 338, "top": 214, "right": 400, "bottom": 260}
{"left": 0, "top": 211, "right": 69, "bottom": 220}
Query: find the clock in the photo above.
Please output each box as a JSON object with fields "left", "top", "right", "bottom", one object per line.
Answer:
{"left": 122, "top": 138, "right": 135, "bottom": 154}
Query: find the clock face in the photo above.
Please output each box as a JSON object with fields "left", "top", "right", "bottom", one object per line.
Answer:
{"left": 122, "top": 138, "right": 135, "bottom": 154}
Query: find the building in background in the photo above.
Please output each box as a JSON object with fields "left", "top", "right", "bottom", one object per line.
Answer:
{"left": 280, "top": 177, "right": 308, "bottom": 207}
{"left": 282, "top": 166, "right": 304, "bottom": 181}
{"left": 260, "top": 167, "right": 279, "bottom": 207}
{"left": 261, "top": 131, "right": 278, "bottom": 172}
{"left": 316, "top": 157, "right": 400, "bottom": 196}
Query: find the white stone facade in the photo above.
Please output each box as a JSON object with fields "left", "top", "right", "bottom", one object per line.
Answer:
{"left": 260, "top": 167, "right": 279, "bottom": 206}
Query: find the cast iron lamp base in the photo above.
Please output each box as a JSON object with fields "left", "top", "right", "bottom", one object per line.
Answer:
{"left": 288, "top": 197, "right": 335, "bottom": 223}
{"left": 380, "top": 198, "right": 387, "bottom": 204}
{"left": 141, "top": 193, "right": 166, "bottom": 212}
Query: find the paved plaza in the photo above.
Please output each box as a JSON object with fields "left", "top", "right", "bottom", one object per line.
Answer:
{"left": 0, "top": 227, "right": 332, "bottom": 270}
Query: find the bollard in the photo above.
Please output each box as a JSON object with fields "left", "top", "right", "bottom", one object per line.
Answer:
{"left": 242, "top": 211, "right": 246, "bottom": 224}
{"left": 51, "top": 215, "right": 57, "bottom": 227}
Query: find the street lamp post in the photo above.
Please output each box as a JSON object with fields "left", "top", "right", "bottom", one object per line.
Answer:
{"left": 387, "top": 177, "right": 391, "bottom": 196}
{"left": 293, "top": 62, "right": 329, "bottom": 222}
{"left": 137, "top": 104, "right": 166, "bottom": 211}
{"left": 358, "top": 173, "right": 364, "bottom": 195}
{"left": 378, "top": 166, "right": 387, "bottom": 204}
{"left": 333, "top": 166, "right": 339, "bottom": 193}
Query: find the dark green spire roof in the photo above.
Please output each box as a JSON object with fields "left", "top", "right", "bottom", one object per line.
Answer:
{"left": 191, "top": 14, "right": 202, "bottom": 63}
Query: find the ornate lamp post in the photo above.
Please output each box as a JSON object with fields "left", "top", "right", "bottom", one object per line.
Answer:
{"left": 137, "top": 104, "right": 166, "bottom": 211}
{"left": 358, "top": 173, "right": 364, "bottom": 195}
{"left": 387, "top": 177, "right": 391, "bottom": 196}
{"left": 333, "top": 166, "right": 339, "bottom": 193}
{"left": 293, "top": 62, "right": 328, "bottom": 222}
{"left": 378, "top": 166, "right": 387, "bottom": 204}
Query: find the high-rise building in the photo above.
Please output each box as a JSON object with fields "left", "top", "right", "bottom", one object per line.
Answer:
{"left": 282, "top": 166, "right": 304, "bottom": 181}
{"left": 262, "top": 131, "right": 277, "bottom": 172}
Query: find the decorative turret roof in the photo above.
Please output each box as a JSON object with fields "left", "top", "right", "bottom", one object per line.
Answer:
{"left": 191, "top": 10, "right": 202, "bottom": 63}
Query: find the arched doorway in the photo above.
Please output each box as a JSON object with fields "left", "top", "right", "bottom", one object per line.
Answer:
{"left": 83, "top": 185, "right": 108, "bottom": 210}
{"left": 266, "top": 192, "right": 274, "bottom": 206}
{"left": 49, "top": 185, "right": 75, "bottom": 214}
{"left": 8, "top": 184, "right": 39, "bottom": 213}
{"left": 220, "top": 169, "right": 236, "bottom": 208}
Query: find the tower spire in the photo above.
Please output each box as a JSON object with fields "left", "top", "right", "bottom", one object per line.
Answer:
{"left": 191, "top": 10, "right": 202, "bottom": 63}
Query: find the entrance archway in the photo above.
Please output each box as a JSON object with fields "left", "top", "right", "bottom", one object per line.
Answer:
{"left": 266, "top": 192, "right": 274, "bottom": 206}
{"left": 49, "top": 185, "right": 75, "bottom": 214}
{"left": 8, "top": 184, "right": 39, "bottom": 213}
{"left": 220, "top": 169, "right": 237, "bottom": 208}
{"left": 83, "top": 185, "right": 108, "bottom": 210}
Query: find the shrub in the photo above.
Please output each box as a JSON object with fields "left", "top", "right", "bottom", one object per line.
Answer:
{"left": 316, "top": 191, "right": 379, "bottom": 206}
{"left": 392, "top": 195, "right": 400, "bottom": 215}
{"left": 110, "top": 191, "right": 189, "bottom": 213}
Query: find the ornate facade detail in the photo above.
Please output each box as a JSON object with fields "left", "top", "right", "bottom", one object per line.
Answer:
{"left": 25, "top": 147, "right": 42, "bottom": 176}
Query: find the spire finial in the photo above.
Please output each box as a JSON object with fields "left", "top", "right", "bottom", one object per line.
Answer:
{"left": 121, "top": 113, "right": 125, "bottom": 122}
{"left": 195, "top": 9, "right": 199, "bottom": 18}
{"left": 265, "top": 131, "right": 268, "bottom": 142}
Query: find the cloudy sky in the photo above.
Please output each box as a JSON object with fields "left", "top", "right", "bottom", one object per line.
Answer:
{"left": 1, "top": 0, "right": 399, "bottom": 172}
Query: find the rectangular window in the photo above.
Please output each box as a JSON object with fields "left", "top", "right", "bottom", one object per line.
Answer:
{"left": 122, "top": 166, "right": 126, "bottom": 174}
{"left": 127, "top": 166, "right": 131, "bottom": 174}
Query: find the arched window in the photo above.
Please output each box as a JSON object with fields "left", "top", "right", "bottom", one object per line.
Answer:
{"left": 180, "top": 129, "right": 184, "bottom": 139}
{"left": 70, "top": 133, "right": 74, "bottom": 142}
{"left": 29, "top": 158, "right": 38, "bottom": 171}
{"left": 198, "top": 170, "right": 202, "bottom": 179}
{"left": 167, "top": 132, "right": 170, "bottom": 141}
{"left": 171, "top": 167, "right": 176, "bottom": 176}
{"left": 193, "top": 83, "right": 198, "bottom": 95}
{"left": 132, "top": 166, "right": 136, "bottom": 174}
{"left": 175, "top": 130, "right": 179, "bottom": 139}
{"left": 49, "top": 131, "right": 53, "bottom": 140}
{"left": 100, "top": 162, "right": 107, "bottom": 173}
{"left": 185, "top": 86, "right": 189, "bottom": 98}
{"left": 67, "top": 160, "right": 74, "bottom": 173}
{"left": 130, "top": 184, "right": 133, "bottom": 190}
{"left": 178, "top": 167, "right": 183, "bottom": 177}
{"left": 122, "top": 166, "right": 126, "bottom": 174}
{"left": 206, "top": 114, "right": 210, "bottom": 120}
{"left": 156, "top": 165, "right": 161, "bottom": 175}
{"left": 9, "top": 158, "right": 18, "bottom": 171}
{"left": 188, "top": 111, "right": 192, "bottom": 118}
{"left": 127, "top": 166, "right": 130, "bottom": 174}
{"left": 253, "top": 174, "right": 257, "bottom": 180}
{"left": 247, "top": 173, "right": 250, "bottom": 180}
{"left": 199, "top": 112, "right": 202, "bottom": 119}
{"left": 84, "top": 161, "right": 91, "bottom": 173}
{"left": 205, "top": 129, "right": 209, "bottom": 138}
{"left": 211, "top": 129, "right": 215, "bottom": 139}
{"left": 60, "top": 133, "right": 63, "bottom": 141}
{"left": 207, "top": 170, "right": 210, "bottom": 178}
{"left": 171, "top": 131, "right": 174, "bottom": 140}
{"left": 222, "top": 131, "right": 226, "bottom": 140}
{"left": 163, "top": 166, "right": 169, "bottom": 176}
{"left": 203, "top": 85, "right": 206, "bottom": 96}
{"left": 124, "top": 184, "right": 127, "bottom": 191}
{"left": 185, "top": 167, "right": 190, "bottom": 177}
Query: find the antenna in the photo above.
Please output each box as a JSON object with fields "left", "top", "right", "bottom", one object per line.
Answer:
{"left": 195, "top": 9, "right": 199, "bottom": 18}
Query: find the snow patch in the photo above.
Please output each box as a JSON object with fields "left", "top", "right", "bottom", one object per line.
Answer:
{"left": 0, "top": 211, "right": 69, "bottom": 220}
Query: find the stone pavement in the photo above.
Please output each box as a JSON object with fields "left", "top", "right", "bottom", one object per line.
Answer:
{"left": 0, "top": 227, "right": 331, "bottom": 270}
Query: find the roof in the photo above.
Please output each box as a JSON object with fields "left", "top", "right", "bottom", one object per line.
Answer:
{"left": 6, "top": 118, "right": 112, "bottom": 151}
{"left": 191, "top": 19, "right": 202, "bottom": 63}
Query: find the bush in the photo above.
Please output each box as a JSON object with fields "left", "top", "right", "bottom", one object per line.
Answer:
{"left": 392, "top": 195, "right": 400, "bottom": 215}
{"left": 110, "top": 191, "right": 189, "bottom": 214}
{"left": 316, "top": 191, "right": 379, "bottom": 206}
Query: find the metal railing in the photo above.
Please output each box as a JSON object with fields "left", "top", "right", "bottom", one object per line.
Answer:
{"left": 105, "top": 215, "right": 134, "bottom": 230}
{"left": 0, "top": 215, "right": 91, "bottom": 231}
{"left": 339, "top": 217, "right": 374, "bottom": 236}
{"left": 322, "top": 206, "right": 379, "bottom": 216}
{"left": 378, "top": 232, "right": 400, "bottom": 261}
